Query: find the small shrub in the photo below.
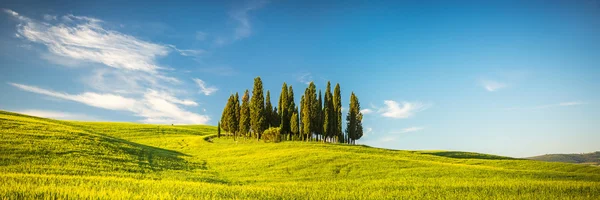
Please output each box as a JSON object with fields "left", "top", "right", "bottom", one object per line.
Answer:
{"left": 262, "top": 127, "right": 281, "bottom": 143}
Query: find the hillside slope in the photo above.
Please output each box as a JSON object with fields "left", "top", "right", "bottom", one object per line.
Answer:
{"left": 527, "top": 152, "right": 600, "bottom": 166}
{"left": 1, "top": 110, "right": 599, "bottom": 199}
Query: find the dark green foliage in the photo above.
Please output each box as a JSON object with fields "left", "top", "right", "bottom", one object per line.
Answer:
{"left": 278, "top": 83, "right": 289, "bottom": 136}
{"left": 323, "top": 81, "right": 333, "bottom": 142}
{"left": 225, "top": 94, "right": 239, "bottom": 140}
{"left": 239, "top": 90, "right": 251, "bottom": 137}
{"left": 287, "top": 86, "right": 296, "bottom": 139}
{"left": 301, "top": 83, "right": 318, "bottom": 141}
{"left": 316, "top": 90, "right": 323, "bottom": 141}
{"left": 345, "top": 92, "right": 363, "bottom": 144}
{"left": 333, "top": 83, "right": 342, "bottom": 143}
{"left": 262, "top": 127, "right": 282, "bottom": 143}
{"left": 272, "top": 107, "right": 280, "bottom": 128}
{"left": 265, "top": 90, "right": 274, "bottom": 128}
{"left": 299, "top": 95, "right": 304, "bottom": 139}
{"left": 250, "top": 77, "right": 267, "bottom": 139}
{"left": 290, "top": 109, "right": 299, "bottom": 139}
{"left": 220, "top": 96, "right": 231, "bottom": 133}
{"left": 232, "top": 93, "right": 240, "bottom": 140}
{"left": 217, "top": 121, "right": 221, "bottom": 138}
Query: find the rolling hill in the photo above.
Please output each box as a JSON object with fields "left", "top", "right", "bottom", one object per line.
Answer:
{"left": 1, "top": 110, "right": 599, "bottom": 199}
{"left": 527, "top": 152, "right": 600, "bottom": 166}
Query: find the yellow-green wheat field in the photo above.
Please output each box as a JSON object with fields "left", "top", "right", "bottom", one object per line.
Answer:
{"left": 1, "top": 110, "right": 599, "bottom": 199}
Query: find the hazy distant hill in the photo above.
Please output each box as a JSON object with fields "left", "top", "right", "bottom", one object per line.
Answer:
{"left": 527, "top": 152, "right": 600, "bottom": 166}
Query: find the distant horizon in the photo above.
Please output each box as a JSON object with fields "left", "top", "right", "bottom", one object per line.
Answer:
{"left": 1, "top": 0, "right": 598, "bottom": 158}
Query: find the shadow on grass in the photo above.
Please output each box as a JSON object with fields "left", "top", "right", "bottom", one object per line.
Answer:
{"left": 421, "top": 151, "right": 518, "bottom": 160}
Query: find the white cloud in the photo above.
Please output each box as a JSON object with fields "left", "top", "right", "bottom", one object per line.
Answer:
{"left": 360, "top": 108, "right": 373, "bottom": 114}
{"left": 363, "top": 127, "right": 373, "bottom": 138}
{"left": 193, "top": 78, "right": 218, "bottom": 96}
{"left": 558, "top": 101, "right": 586, "bottom": 106}
{"left": 379, "top": 100, "right": 429, "bottom": 119}
{"left": 43, "top": 14, "right": 57, "bottom": 21}
{"left": 15, "top": 109, "right": 101, "bottom": 121}
{"left": 168, "top": 45, "right": 205, "bottom": 57}
{"left": 480, "top": 79, "right": 506, "bottom": 92}
{"left": 214, "top": 0, "right": 267, "bottom": 45}
{"left": 10, "top": 82, "right": 138, "bottom": 111}
{"left": 9, "top": 83, "right": 208, "bottom": 124}
{"left": 507, "top": 101, "right": 588, "bottom": 110}
{"left": 196, "top": 31, "right": 207, "bottom": 41}
{"left": 392, "top": 127, "right": 425, "bottom": 134}
{"left": 7, "top": 10, "right": 170, "bottom": 73}
{"left": 380, "top": 136, "right": 397, "bottom": 142}
{"left": 230, "top": 0, "right": 267, "bottom": 40}
{"left": 297, "top": 73, "right": 313, "bottom": 85}
{"left": 4, "top": 10, "right": 210, "bottom": 125}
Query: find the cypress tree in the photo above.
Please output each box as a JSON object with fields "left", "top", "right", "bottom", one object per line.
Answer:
{"left": 278, "top": 83, "right": 289, "bottom": 137}
{"left": 234, "top": 92, "right": 240, "bottom": 140}
{"left": 239, "top": 90, "right": 250, "bottom": 138}
{"left": 265, "top": 90, "right": 274, "bottom": 128}
{"left": 302, "top": 82, "right": 317, "bottom": 141}
{"left": 323, "top": 81, "right": 333, "bottom": 142}
{"left": 220, "top": 96, "right": 231, "bottom": 133}
{"left": 251, "top": 77, "right": 267, "bottom": 140}
{"left": 317, "top": 90, "right": 323, "bottom": 141}
{"left": 300, "top": 95, "right": 305, "bottom": 141}
{"left": 272, "top": 107, "right": 279, "bottom": 128}
{"left": 346, "top": 92, "right": 362, "bottom": 144}
{"left": 226, "top": 94, "right": 239, "bottom": 140}
{"left": 290, "top": 109, "right": 299, "bottom": 140}
{"left": 333, "top": 83, "right": 342, "bottom": 143}
{"left": 287, "top": 86, "right": 296, "bottom": 137}
{"left": 221, "top": 95, "right": 234, "bottom": 133}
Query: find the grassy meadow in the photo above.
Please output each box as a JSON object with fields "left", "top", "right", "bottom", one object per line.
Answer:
{"left": 1, "top": 110, "right": 599, "bottom": 199}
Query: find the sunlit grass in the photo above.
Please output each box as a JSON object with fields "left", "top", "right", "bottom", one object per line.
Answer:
{"left": 1, "top": 110, "right": 599, "bottom": 199}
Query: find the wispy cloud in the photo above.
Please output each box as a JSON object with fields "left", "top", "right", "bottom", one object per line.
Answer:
{"left": 230, "top": 0, "right": 267, "bottom": 40}
{"left": 480, "top": 79, "right": 507, "bottom": 92}
{"left": 214, "top": 0, "right": 267, "bottom": 45}
{"left": 507, "top": 101, "right": 588, "bottom": 110}
{"left": 4, "top": 9, "right": 210, "bottom": 124}
{"left": 195, "top": 31, "right": 208, "bottom": 41}
{"left": 15, "top": 109, "right": 101, "bottom": 121}
{"left": 361, "top": 108, "right": 373, "bottom": 114}
{"left": 7, "top": 10, "right": 167, "bottom": 73}
{"left": 43, "top": 14, "right": 57, "bottom": 21}
{"left": 193, "top": 78, "right": 218, "bottom": 96}
{"left": 378, "top": 100, "right": 429, "bottom": 119}
{"left": 198, "top": 66, "right": 238, "bottom": 76}
{"left": 9, "top": 83, "right": 208, "bottom": 124}
{"left": 391, "top": 127, "right": 425, "bottom": 134}
{"left": 297, "top": 73, "right": 313, "bottom": 85}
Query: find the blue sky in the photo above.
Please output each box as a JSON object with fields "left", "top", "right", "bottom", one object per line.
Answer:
{"left": 1, "top": 0, "right": 598, "bottom": 157}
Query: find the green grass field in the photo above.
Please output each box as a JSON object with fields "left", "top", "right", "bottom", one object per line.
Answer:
{"left": 1, "top": 110, "right": 599, "bottom": 199}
